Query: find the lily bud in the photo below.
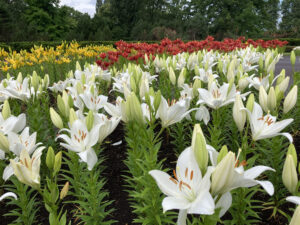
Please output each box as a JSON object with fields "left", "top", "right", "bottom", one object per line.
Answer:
{"left": 130, "top": 76, "right": 137, "bottom": 93}
{"left": 283, "top": 85, "right": 297, "bottom": 114}
{"left": 290, "top": 206, "right": 300, "bottom": 225}
{"left": 0, "top": 132, "right": 9, "bottom": 153}
{"left": 259, "top": 86, "right": 268, "bottom": 112}
{"left": 275, "top": 86, "right": 284, "bottom": 102}
{"left": 54, "top": 151, "right": 62, "bottom": 175}
{"left": 86, "top": 110, "right": 94, "bottom": 131}
{"left": 31, "top": 71, "right": 39, "bottom": 91}
{"left": 211, "top": 151, "right": 235, "bottom": 196}
{"left": 238, "top": 75, "right": 249, "bottom": 92}
{"left": 259, "top": 56, "right": 264, "bottom": 71}
{"left": 246, "top": 93, "right": 255, "bottom": 112}
{"left": 177, "top": 68, "right": 185, "bottom": 87}
{"left": 194, "top": 65, "right": 200, "bottom": 76}
{"left": 192, "top": 79, "right": 201, "bottom": 97}
{"left": 153, "top": 90, "right": 161, "bottom": 112}
{"left": 287, "top": 144, "right": 297, "bottom": 166}
{"left": 60, "top": 182, "right": 69, "bottom": 200}
{"left": 276, "top": 69, "right": 285, "bottom": 84}
{"left": 76, "top": 82, "right": 84, "bottom": 94}
{"left": 57, "top": 95, "right": 66, "bottom": 118}
{"left": 267, "top": 87, "right": 276, "bottom": 112}
{"left": 233, "top": 94, "right": 246, "bottom": 132}
{"left": 17, "top": 72, "right": 22, "bottom": 83}
{"left": 76, "top": 61, "right": 82, "bottom": 71}
{"left": 2, "top": 100, "right": 11, "bottom": 120}
{"left": 69, "top": 108, "right": 77, "bottom": 126}
{"left": 46, "top": 147, "right": 55, "bottom": 170}
{"left": 43, "top": 74, "right": 49, "bottom": 88}
{"left": 291, "top": 51, "right": 296, "bottom": 66}
{"left": 168, "top": 67, "right": 176, "bottom": 85}
{"left": 139, "top": 78, "right": 149, "bottom": 98}
{"left": 282, "top": 154, "right": 298, "bottom": 194}
{"left": 50, "top": 107, "right": 63, "bottom": 129}
{"left": 191, "top": 124, "right": 208, "bottom": 174}
{"left": 277, "top": 77, "right": 290, "bottom": 93}
{"left": 126, "top": 92, "right": 144, "bottom": 124}
{"left": 217, "top": 145, "right": 228, "bottom": 164}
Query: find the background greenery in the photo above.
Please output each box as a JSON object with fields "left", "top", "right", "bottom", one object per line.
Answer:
{"left": 0, "top": 0, "right": 300, "bottom": 42}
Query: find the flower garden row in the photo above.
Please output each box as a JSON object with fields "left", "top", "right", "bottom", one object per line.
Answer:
{"left": 0, "top": 38, "right": 299, "bottom": 225}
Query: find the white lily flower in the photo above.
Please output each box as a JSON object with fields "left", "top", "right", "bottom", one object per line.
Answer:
{"left": 286, "top": 196, "right": 300, "bottom": 225}
{"left": 149, "top": 147, "right": 215, "bottom": 225}
{"left": 49, "top": 80, "right": 70, "bottom": 93}
{"left": 242, "top": 102, "right": 293, "bottom": 142}
{"left": 157, "top": 96, "right": 193, "bottom": 127}
{"left": 7, "top": 127, "right": 41, "bottom": 156}
{"left": 1, "top": 78, "right": 32, "bottom": 101}
{"left": 57, "top": 119, "right": 100, "bottom": 170}
{"left": 195, "top": 105, "right": 210, "bottom": 125}
{"left": 194, "top": 68, "right": 218, "bottom": 83}
{"left": 104, "top": 96, "right": 128, "bottom": 122}
{"left": 94, "top": 114, "right": 120, "bottom": 144}
{"left": 10, "top": 148, "right": 43, "bottom": 189}
{"left": 247, "top": 75, "right": 270, "bottom": 91}
{"left": 80, "top": 91, "right": 108, "bottom": 112}
{"left": 197, "top": 82, "right": 247, "bottom": 110}
{"left": 0, "top": 113, "right": 26, "bottom": 135}
{"left": 0, "top": 192, "right": 17, "bottom": 201}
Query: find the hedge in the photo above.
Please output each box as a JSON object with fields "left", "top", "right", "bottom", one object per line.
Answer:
{"left": 1, "top": 39, "right": 300, "bottom": 52}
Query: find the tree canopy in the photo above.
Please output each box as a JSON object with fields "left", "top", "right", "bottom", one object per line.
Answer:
{"left": 0, "top": 0, "right": 298, "bottom": 42}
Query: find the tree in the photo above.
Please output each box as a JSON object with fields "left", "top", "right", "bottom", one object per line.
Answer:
{"left": 280, "top": 0, "right": 300, "bottom": 37}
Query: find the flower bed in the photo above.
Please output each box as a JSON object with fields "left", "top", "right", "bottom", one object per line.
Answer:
{"left": 0, "top": 42, "right": 299, "bottom": 225}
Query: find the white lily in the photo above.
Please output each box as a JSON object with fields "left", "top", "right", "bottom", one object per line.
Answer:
{"left": 157, "top": 96, "right": 193, "bottom": 127}
{"left": 0, "top": 113, "right": 26, "bottom": 135}
{"left": 208, "top": 148, "right": 275, "bottom": 217}
{"left": 197, "top": 82, "right": 246, "bottom": 110}
{"left": 1, "top": 78, "right": 32, "bottom": 101}
{"left": 286, "top": 196, "right": 300, "bottom": 225}
{"left": 10, "top": 148, "right": 43, "bottom": 189}
{"left": 242, "top": 102, "right": 293, "bottom": 142}
{"left": 104, "top": 96, "right": 128, "bottom": 122}
{"left": 7, "top": 127, "right": 41, "bottom": 156}
{"left": 149, "top": 147, "right": 215, "bottom": 225}
{"left": 247, "top": 75, "right": 270, "bottom": 91}
{"left": 94, "top": 114, "right": 120, "bottom": 144}
{"left": 80, "top": 91, "right": 108, "bottom": 112}
{"left": 0, "top": 192, "right": 17, "bottom": 201}
{"left": 57, "top": 119, "right": 100, "bottom": 170}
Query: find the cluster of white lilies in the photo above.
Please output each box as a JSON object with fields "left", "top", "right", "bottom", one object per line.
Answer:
{"left": 0, "top": 46, "right": 299, "bottom": 224}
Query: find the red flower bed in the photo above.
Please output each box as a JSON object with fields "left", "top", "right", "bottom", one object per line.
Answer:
{"left": 96, "top": 36, "right": 288, "bottom": 69}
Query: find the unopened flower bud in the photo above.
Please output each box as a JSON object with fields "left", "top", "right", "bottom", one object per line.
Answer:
{"left": 287, "top": 144, "right": 297, "bottom": 166}
{"left": 86, "top": 110, "right": 94, "bottom": 131}
{"left": 259, "top": 86, "right": 268, "bottom": 112}
{"left": 217, "top": 145, "right": 228, "bottom": 164}
{"left": 60, "top": 182, "right": 69, "bottom": 200}
{"left": 168, "top": 67, "right": 176, "bottom": 85}
{"left": 192, "top": 79, "right": 201, "bottom": 97}
{"left": 31, "top": 71, "right": 39, "bottom": 91}
{"left": 291, "top": 51, "right": 296, "bottom": 66}
{"left": 0, "top": 132, "right": 9, "bottom": 153}
{"left": 2, "top": 100, "right": 11, "bottom": 120}
{"left": 69, "top": 108, "right": 77, "bottom": 126}
{"left": 153, "top": 90, "right": 161, "bottom": 112}
{"left": 46, "top": 147, "right": 55, "bottom": 170}
{"left": 278, "top": 77, "right": 290, "bottom": 93}
{"left": 191, "top": 124, "right": 208, "bottom": 174}
{"left": 233, "top": 94, "right": 246, "bottom": 132}
{"left": 17, "top": 72, "right": 22, "bottom": 83}
{"left": 50, "top": 107, "right": 63, "bottom": 129}
{"left": 246, "top": 93, "right": 255, "bottom": 112}
{"left": 290, "top": 205, "right": 300, "bottom": 225}
{"left": 177, "top": 68, "right": 186, "bottom": 87}
{"left": 54, "top": 151, "right": 62, "bottom": 175}
{"left": 282, "top": 154, "right": 298, "bottom": 194}
{"left": 284, "top": 85, "right": 297, "bottom": 114}
{"left": 211, "top": 152, "right": 235, "bottom": 196}
{"left": 267, "top": 87, "right": 276, "bottom": 112}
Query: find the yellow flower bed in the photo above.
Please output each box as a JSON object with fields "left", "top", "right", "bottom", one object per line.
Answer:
{"left": 0, "top": 41, "right": 115, "bottom": 72}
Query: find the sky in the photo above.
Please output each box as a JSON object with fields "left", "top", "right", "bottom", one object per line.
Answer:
{"left": 60, "top": 0, "right": 96, "bottom": 17}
